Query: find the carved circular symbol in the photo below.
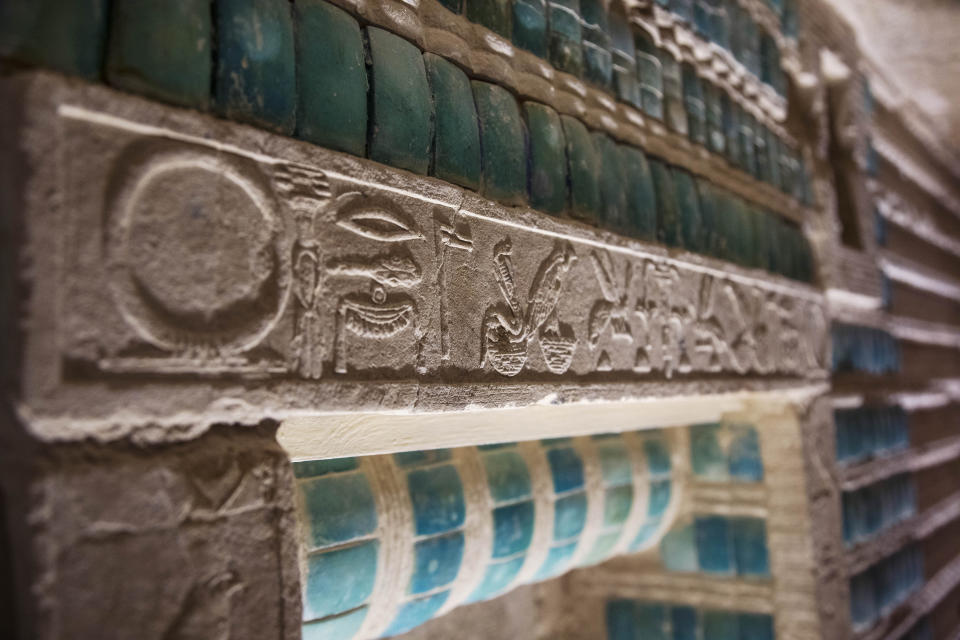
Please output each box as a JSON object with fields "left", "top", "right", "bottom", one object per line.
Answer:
{"left": 108, "top": 149, "right": 285, "bottom": 355}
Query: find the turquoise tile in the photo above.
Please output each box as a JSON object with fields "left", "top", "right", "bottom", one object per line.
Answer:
{"left": 303, "top": 541, "right": 378, "bottom": 619}
{"left": 492, "top": 501, "right": 535, "bottom": 557}
{"left": 606, "top": 600, "right": 639, "bottom": 640}
{"left": 620, "top": 145, "right": 658, "bottom": 240}
{"left": 467, "top": 0, "right": 512, "bottom": 38}
{"left": 367, "top": 27, "right": 432, "bottom": 174}
{"left": 554, "top": 492, "right": 588, "bottom": 540}
{"left": 0, "top": 0, "right": 108, "bottom": 79}
{"left": 583, "top": 530, "right": 621, "bottom": 565}
{"left": 425, "top": 54, "right": 482, "bottom": 190}
{"left": 301, "top": 473, "right": 377, "bottom": 547}
{"left": 535, "top": 540, "right": 578, "bottom": 579}
{"left": 472, "top": 82, "right": 528, "bottom": 204}
{"left": 525, "top": 102, "right": 568, "bottom": 215}
{"left": 547, "top": 0, "right": 583, "bottom": 76}
{"left": 635, "top": 31, "right": 663, "bottom": 120}
{"left": 731, "top": 517, "right": 769, "bottom": 576}
{"left": 394, "top": 449, "right": 453, "bottom": 468}
{"left": 695, "top": 516, "right": 733, "bottom": 574}
{"left": 660, "top": 523, "right": 698, "bottom": 572}
{"left": 294, "top": 0, "right": 368, "bottom": 156}
{"left": 697, "top": 179, "right": 721, "bottom": 258}
{"left": 648, "top": 479, "right": 672, "bottom": 518}
{"left": 672, "top": 605, "right": 698, "bottom": 640}
{"left": 673, "top": 168, "right": 704, "bottom": 252}
{"left": 215, "top": 0, "right": 296, "bottom": 133}
{"left": 728, "top": 425, "right": 764, "bottom": 482}
{"left": 703, "top": 610, "right": 739, "bottom": 640}
{"left": 512, "top": 0, "right": 548, "bottom": 57}
{"left": 634, "top": 603, "right": 668, "bottom": 640}
{"left": 650, "top": 160, "right": 680, "bottom": 247}
{"left": 597, "top": 441, "right": 632, "bottom": 486}
{"left": 302, "top": 606, "right": 367, "bottom": 640}
{"left": 294, "top": 457, "right": 358, "bottom": 479}
{"left": 384, "top": 591, "right": 450, "bottom": 636}
{"left": 595, "top": 133, "right": 629, "bottom": 232}
{"left": 410, "top": 532, "right": 464, "bottom": 594}
{"left": 468, "top": 555, "right": 525, "bottom": 602}
{"left": 630, "top": 520, "right": 660, "bottom": 550}
{"left": 106, "top": 0, "right": 212, "bottom": 109}
{"left": 738, "top": 613, "right": 774, "bottom": 640}
{"left": 483, "top": 451, "right": 532, "bottom": 502}
{"left": 561, "top": 116, "right": 602, "bottom": 223}
{"left": 604, "top": 486, "right": 633, "bottom": 526}
{"left": 581, "top": 0, "right": 612, "bottom": 88}
{"left": 546, "top": 447, "right": 585, "bottom": 493}
{"left": 690, "top": 423, "right": 727, "bottom": 480}
{"left": 407, "top": 464, "right": 466, "bottom": 535}
{"left": 661, "top": 51, "right": 688, "bottom": 135}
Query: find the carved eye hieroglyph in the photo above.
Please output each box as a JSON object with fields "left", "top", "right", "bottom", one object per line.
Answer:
{"left": 335, "top": 196, "right": 423, "bottom": 242}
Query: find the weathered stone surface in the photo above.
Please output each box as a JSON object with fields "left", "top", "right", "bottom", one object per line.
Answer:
{"left": 106, "top": 0, "right": 212, "bottom": 110}
{"left": 294, "top": 0, "right": 368, "bottom": 157}
{"left": 367, "top": 27, "right": 433, "bottom": 175}
{"left": 215, "top": 0, "right": 296, "bottom": 134}
{"left": 425, "top": 54, "right": 481, "bottom": 191}
{"left": 471, "top": 81, "right": 527, "bottom": 205}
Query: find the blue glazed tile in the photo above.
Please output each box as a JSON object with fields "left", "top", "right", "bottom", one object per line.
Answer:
{"left": 644, "top": 438, "right": 672, "bottom": 475}
{"left": 468, "top": 555, "right": 526, "bottom": 602}
{"left": 690, "top": 423, "right": 727, "bottom": 480}
{"left": 294, "top": 0, "right": 368, "bottom": 156}
{"left": 424, "top": 54, "right": 482, "bottom": 190}
{"left": 407, "top": 464, "right": 466, "bottom": 536}
{"left": 672, "top": 605, "right": 698, "bottom": 640}
{"left": 660, "top": 523, "right": 698, "bottom": 572}
{"left": 597, "top": 441, "right": 632, "bottom": 486}
{"left": 738, "top": 613, "right": 774, "bottom": 640}
{"left": 635, "top": 30, "right": 663, "bottom": 120}
{"left": 731, "top": 517, "right": 769, "bottom": 577}
{"left": 583, "top": 530, "right": 622, "bottom": 565}
{"left": 294, "top": 457, "right": 359, "bottom": 479}
{"left": 303, "top": 541, "right": 378, "bottom": 620}
{"left": 409, "top": 532, "right": 465, "bottom": 594}
{"left": 695, "top": 516, "right": 733, "bottom": 574}
{"left": 604, "top": 486, "right": 633, "bottom": 527}
{"left": 648, "top": 479, "right": 672, "bottom": 518}
{"left": 606, "top": 600, "right": 638, "bottom": 640}
{"left": 546, "top": 447, "right": 585, "bottom": 493}
{"left": 535, "top": 540, "right": 579, "bottom": 579}
{"left": 367, "top": 27, "right": 433, "bottom": 175}
{"left": 394, "top": 449, "right": 453, "bottom": 468}
{"left": 703, "top": 609, "right": 739, "bottom": 640}
{"left": 483, "top": 450, "right": 533, "bottom": 502}
{"left": 302, "top": 606, "right": 367, "bottom": 640}
{"left": 630, "top": 520, "right": 660, "bottom": 550}
{"left": 384, "top": 591, "right": 450, "bottom": 636}
{"left": 554, "top": 492, "right": 588, "bottom": 540}
{"left": 609, "top": 9, "right": 640, "bottom": 108}
{"left": 215, "top": 0, "right": 296, "bottom": 133}
{"left": 633, "top": 603, "right": 668, "bottom": 640}
{"left": 581, "top": 0, "right": 612, "bottom": 88}
{"left": 512, "top": 0, "right": 548, "bottom": 58}
{"left": 301, "top": 473, "right": 377, "bottom": 547}
{"left": 492, "top": 501, "right": 535, "bottom": 558}
{"left": 727, "top": 425, "right": 764, "bottom": 482}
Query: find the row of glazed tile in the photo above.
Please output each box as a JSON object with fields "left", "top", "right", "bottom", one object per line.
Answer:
{"left": 849, "top": 544, "right": 924, "bottom": 630}
{"left": 0, "top": 0, "right": 815, "bottom": 282}
{"left": 607, "top": 599, "right": 776, "bottom": 640}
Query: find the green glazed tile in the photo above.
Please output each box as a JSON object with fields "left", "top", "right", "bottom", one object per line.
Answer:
{"left": 705, "top": 83, "right": 726, "bottom": 155}
{"left": 548, "top": 0, "right": 583, "bottom": 76}
{"left": 472, "top": 81, "right": 528, "bottom": 204}
{"left": 696, "top": 178, "right": 721, "bottom": 258}
{"left": 635, "top": 31, "right": 664, "bottom": 120}
{"left": 294, "top": 457, "right": 359, "bottom": 479}
{"left": 650, "top": 159, "right": 681, "bottom": 247}
{"left": 534, "top": 540, "right": 578, "bottom": 579}
{"left": 467, "top": 0, "right": 511, "bottom": 38}
{"left": 106, "top": 0, "right": 212, "bottom": 109}
{"left": 597, "top": 441, "right": 632, "bottom": 486}
{"left": 766, "top": 129, "right": 782, "bottom": 191}
{"left": 731, "top": 517, "right": 769, "bottom": 576}
{"left": 295, "top": 0, "right": 368, "bottom": 156}
{"left": 672, "top": 605, "right": 698, "bottom": 640}
{"left": 594, "top": 133, "right": 629, "bottom": 232}
{"left": 394, "top": 449, "right": 453, "bottom": 468}
{"left": 513, "top": 0, "right": 548, "bottom": 58}
{"left": 690, "top": 422, "right": 726, "bottom": 479}
{"left": 581, "top": 0, "right": 612, "bottom": 88}
{"left": 302, "top": 607, "right": 367, "bottom": 640}
{"left": 695, "top": 515, "right": 733, "bottom": 574}
{"left": 407, "top": 464, "right": 466, "bottom": 535}
{"left": 483, "top": 450, "right": 533, "bottom": 502}
{"left": 0, "top": 0, "right": 108, "bottom": 79}
{"left": 648, "top": 478, "right": 671, "bottom": 517}
{"left": 561, "top": 116, "right": 601, "bottom": 223}
{"left": 524, "top": 102, "right": 568, "bottom": 215}
{"left": 620, "top": 145, "right": 658, "bottom": 240}
{"left": 738, "top": 110, "right": 757, "bottom": 177}
{"left": 682, "top": 64, "right": 707, "bottom": 146}
{"left": 703, "top": 610, "right": 739, "bottom": 640}
{"left": 384, "top": 591, "right": 450, "bottom": 636}
{"left": 604, "top": 485, "right": 633, "bottom": 526}
{"left": 301, "top": 473, "right": 378, "bottom": 547}
{"left": 424, "top": 54, "right": 481, "bottom": 190}
{"left": 468, "top": 555, "right": 525, "bottom": 602}
{"left": 609, "top": 9, "right": 641, "bottom": 108}
{"left": 215, "top": 0, "right": 296, "bottom": 133}
{"left": 367, "top": 27, "right": 433, "bottom": 175}
{"left": 554, "top": 491, "right": 588, "bottom": 539}
{"left": 660, "top": 522, "right": 698, "bottom": 572}
{"left": 660, "top": 51, "right": 687, "bottom": 135}
{"left": 583, "top": 530, "right": 621, "bottom": 565}
{"left": 673, "top": 168, "right": 704, "bottom": 252}
{"left": 304, "top": 541, "right": 378, "bottom": 619}
{"left": 644, "top": 438, "right": 672, "bottom": 476}
{"left": 754, "top": 124, "right": 772, "bottom": 183}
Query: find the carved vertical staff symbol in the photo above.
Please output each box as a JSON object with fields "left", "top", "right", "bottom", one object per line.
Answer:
{"left": 273, "top": 164, "right": 331, "bottom": 379}
{"left": 482, "top": 240, "right": 578, "bottom": 376}
{"left": 434, "top": 211, "right": 473, "bottom": 361}
{"left": 329, "top": 200, "right": 426, "bottom": 374}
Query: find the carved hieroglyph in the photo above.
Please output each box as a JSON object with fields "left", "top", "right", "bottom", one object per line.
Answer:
{"left": 57, "top": 102, "right": 828, "bottom": 387}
